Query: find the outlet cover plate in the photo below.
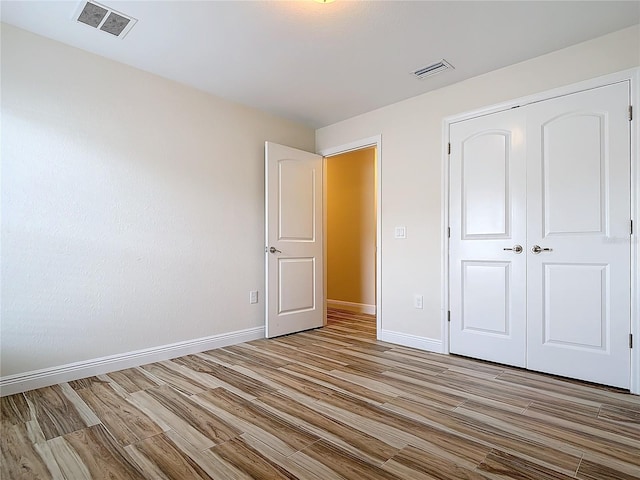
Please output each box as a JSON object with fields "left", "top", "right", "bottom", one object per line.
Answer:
{"left": 394, "top": 226, "right": 407, "bottom": 239}
{"left": 414, "top": 294, "right": 423, "bottom": 309}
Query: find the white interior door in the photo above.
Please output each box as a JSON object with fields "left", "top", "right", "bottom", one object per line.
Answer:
{"left": 449, "top": 108, "right": 527, "bottom": 367}
{"left": 449, "top": 81, "right": 631, "bottom": 389}
{"left": 265, "top": 142, "right": 324, "bottom": 338}
{"left": 526, "top": 83, "right": 631, "bottom": 388}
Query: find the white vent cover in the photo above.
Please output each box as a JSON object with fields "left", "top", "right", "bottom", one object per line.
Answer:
{"left": 73, "top": 1, "right": 137, "bottom": 38}
{"left": 411, "top": 59, "right": 454, "bottom": 79}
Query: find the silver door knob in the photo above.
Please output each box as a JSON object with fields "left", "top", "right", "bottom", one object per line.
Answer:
{"left": 503, "top": 245, "right": 523, "bottom": 254}
{"left": 531, "top": 245, "right": 552, "bottom": 254}
{"left": 268, "top": 246, "right": 282, "bottom": 254}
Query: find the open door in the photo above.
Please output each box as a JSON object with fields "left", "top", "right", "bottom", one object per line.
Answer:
{"left": 265, "top": 142, "right": 324, "bottom": 338}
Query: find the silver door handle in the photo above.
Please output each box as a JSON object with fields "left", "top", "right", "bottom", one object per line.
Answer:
{"left": 268, "top": 246, "right": 282, "bottom": 254}
{"left": 531, "top": 245, "right": 552, "bottom": 254}
{"left": 503, "top": 245, "right": 523, "bottom": 254}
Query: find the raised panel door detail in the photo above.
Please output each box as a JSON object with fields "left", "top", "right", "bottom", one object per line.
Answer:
{"left": 542, "top": 113, "right": 606, "bottom": 236}
{"left": 543, "top": 264, "right": 608, "bottom": 351}
{"left": 461, "top": 261, "right": 510, "bottom": 336}
{"left": 279, "top": 160, "right": 315, "bottom": 242}
{"left": 278, "top": 257, "right": 315, "bottom": 315}
{"left": 462, "top": 132, "right": 510, "bottom": 238}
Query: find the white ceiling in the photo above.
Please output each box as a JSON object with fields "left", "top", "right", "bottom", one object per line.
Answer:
{"left": 2, "top": 1, "right": 639, "bottom": 128}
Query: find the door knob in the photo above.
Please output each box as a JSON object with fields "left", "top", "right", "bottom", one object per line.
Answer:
{"left": 503, "top": 245, "right": 523, "bottom": 254}
{"left": 531, "top": 245, "right": 552, "bottom": 254}
{"left": 268, "top": 246, "right": 282, "bottom": 254}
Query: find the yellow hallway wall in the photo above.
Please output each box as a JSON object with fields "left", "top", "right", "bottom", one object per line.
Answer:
{"left": 327, "top": 148, "right": 376, "bottom": 312}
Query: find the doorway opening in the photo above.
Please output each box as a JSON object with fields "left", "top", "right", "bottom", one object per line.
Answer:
{"left": 325, "top": 146, "right": 378, "bottom": 333}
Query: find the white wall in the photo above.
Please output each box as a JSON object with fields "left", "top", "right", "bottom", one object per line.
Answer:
{"left": 316, "top": 25, "right": 640, "bottom": 346}
{"left": 0, "top": 25, "right": 314, "bottom": 381}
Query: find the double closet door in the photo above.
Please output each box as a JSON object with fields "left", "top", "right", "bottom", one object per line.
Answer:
{"left": 449, "top": 82, "right": 631, "bottom": 389}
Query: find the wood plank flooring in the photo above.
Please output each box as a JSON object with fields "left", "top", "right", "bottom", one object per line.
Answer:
{"left": 2, "top": 309, "right": 639, "bottom": 479}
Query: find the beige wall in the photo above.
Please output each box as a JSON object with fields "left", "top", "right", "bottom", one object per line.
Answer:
{"left": 316, "top": 25, "right": 640, "bottom": 347}
{"left": 0, "top": 24, "right": 314, "bottom": 379}
{"left": 327, "top": 148, "right": 376, "bottom": 311}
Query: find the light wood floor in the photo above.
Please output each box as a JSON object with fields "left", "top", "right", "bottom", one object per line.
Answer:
{"left": 2, "top": 309, "right": 639, "bottom": 479}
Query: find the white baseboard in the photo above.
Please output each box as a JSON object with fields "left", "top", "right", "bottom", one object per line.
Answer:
{"left": 0, "top": 326, "right": 264, "bottom": 397}
{"left": 327, "top": 299, "right": 376, "bottom": 315}
{"left": 379, "top": 329, "right": 443, "bottom": 353}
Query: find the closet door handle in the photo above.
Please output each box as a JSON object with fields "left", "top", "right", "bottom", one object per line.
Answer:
{"left": 531, "top": 245, "right": 552, "bottom": 254}
{"left": 503, "top": 245, "right": 523, "bottom": 254}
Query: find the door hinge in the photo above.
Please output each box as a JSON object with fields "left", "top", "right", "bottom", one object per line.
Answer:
{"left": 448, "top": 143, "right": 451, "bottom": 155}
{"left": 631, "top": 219, "right": 633, "bottom": 235}
{"left": 629, "top": 105, "right": 633, "bottom": 121}
{"left": 630, "top": 333, "right": 633, "bottom": 349}
{"left": 447, "top": 311, "right": 451, "bottom": 322}
{"left": 448, "top": 227, "right": 451, "bottom": 238}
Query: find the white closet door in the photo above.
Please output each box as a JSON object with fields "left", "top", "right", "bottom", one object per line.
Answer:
{"left": 526, "top": 82, "right": 631, "bottom": 388}
{"left": 449, "top": 108, "right": 527, "bottom": 367}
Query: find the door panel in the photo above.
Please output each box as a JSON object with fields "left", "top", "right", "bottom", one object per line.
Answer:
{"left": 279, "top": 160, "right": 316, "bottom": 241}
{"left": 266, "top": 142, "right": 323, "bottom": 338}
{"left": 542, "top": 263, "right": 608, "bottom": 350}
{"left": 278, "top": 257, "right": 316, "bottom": 314}
{"left": 449, "top": 109, "right": 527, "bottom": 367}
{"left": 526, "top": 82, "right": 631, "bottom": 388}
{"left": 462, "top": 133, "right": 511, "bottom": 237}
{"left": 461, "top": 261, "right": 511, "bottom": 335}
{"left": 542, "top": 113, "right": 607, "bottom": 236}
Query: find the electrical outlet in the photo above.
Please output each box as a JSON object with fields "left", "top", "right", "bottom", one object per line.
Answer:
{"left": 414, "top": 294, "right": 423, "bottom": 309}
{"left": 249, "top": 290, "right": 258, "bottom": 304}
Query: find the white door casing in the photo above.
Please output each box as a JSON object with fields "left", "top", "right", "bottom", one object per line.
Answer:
{"left": 526, "top": 83, "right": 631, "bottom": 388}
{"left": 265, "top": 142, "right": 324, "bottom": 338}
{"left": 449, "top": 108, "right": 528, "bottom": 367}
{"left": 449, "top": 81, "right": 632, "bottom": 388}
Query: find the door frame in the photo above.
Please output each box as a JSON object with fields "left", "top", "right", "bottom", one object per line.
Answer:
{"left": 318, "top": 135, "right": 383, "bottom": 336}
{"left": 442, "top": 68, "right": 640, "bottom": 394}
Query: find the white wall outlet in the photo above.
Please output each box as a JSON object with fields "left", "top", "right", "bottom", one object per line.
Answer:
{"left": 414, "top": 294, "right": 423, "bottom": 309}
{"left": 249, "top": 290, "right": 258, "bottom": 304}
{"left": 394, "top": 226, "right": 407, "bottom": 239}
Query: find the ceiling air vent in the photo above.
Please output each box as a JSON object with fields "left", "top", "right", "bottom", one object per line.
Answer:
{"left": 74, "top": 1, "right": 137, "bottom": 38}
{"left": 411, "top": 59, "right": 454, "bottom": 79}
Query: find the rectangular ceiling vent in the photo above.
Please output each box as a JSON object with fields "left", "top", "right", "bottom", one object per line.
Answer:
{"left": 412, "top": 59, "right": 454, "bottom": 79}
{"left": 73, "top": 1, "right": 137, "bottom": 38}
